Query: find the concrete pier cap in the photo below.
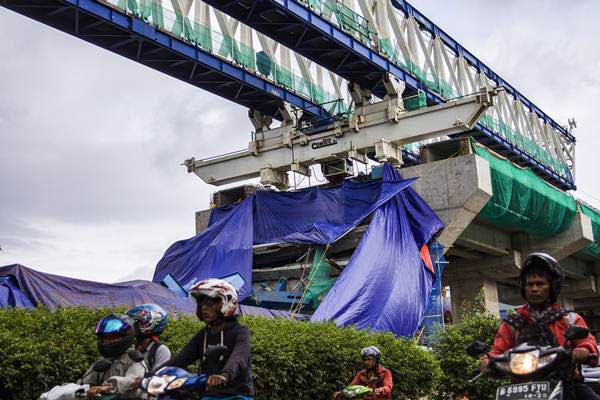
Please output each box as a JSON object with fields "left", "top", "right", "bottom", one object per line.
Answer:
{"left": 400, "top": 153, "right": 493, "bottom": 251}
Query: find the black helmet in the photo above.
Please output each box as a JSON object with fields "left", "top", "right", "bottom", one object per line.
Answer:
{"left": 519, "top": 252, "right": 563, "bottom": 304}
{"left": 95, "top": 313, "right": 136, "bottom": 359}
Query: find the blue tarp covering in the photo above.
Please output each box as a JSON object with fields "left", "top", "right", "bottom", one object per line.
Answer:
{"left": 0, "top": 264, "right": 196, "bottom": 314}
{"left": 154, "top": 164, "right": 444, "bottom": 337}
{"left": 0, "top": 264, "right": 299, "bottom": 319}
{"left": 211, "top": 179, "right": 416, "bottom": 244}
{"left": 0, "top": 275, "right": 34, "bottom": 308}
{"left": 154, "top": 176, "right": 416, "bottom": 299}
{"left": 154, "top": 197, "right": 255, "bottom": 299}
{"left": 311, "top": 166, "right": 443, "bottom": 336}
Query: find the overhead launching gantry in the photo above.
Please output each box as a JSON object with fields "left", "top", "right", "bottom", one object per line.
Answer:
{"left": 185, "top": 81, "right": 497, "bottom": 189}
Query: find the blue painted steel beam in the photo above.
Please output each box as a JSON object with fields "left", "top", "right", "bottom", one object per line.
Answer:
{"left": 392, "top": 0, "right": 574, "bottom": 143}
{"left": 0, "top": 0, "right": 331, "bottom": 122}
{"left": 201, "top": 0, "right": 574, "bottom": 190}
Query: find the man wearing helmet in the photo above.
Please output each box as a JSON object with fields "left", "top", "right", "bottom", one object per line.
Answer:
{"left": 335, "top": 346, "right": 393, "bottom": 400}
{"left": 164, "top": 278, "right": 254, "bottom": 399}
{"left": 79, "top": 313, "right": 146, "bottom": 398}
{"left": 481, "top": 253, "right": 599, "bottom": 399}
{"left": 126, "top": 303, "right": 171, "bottom": 372}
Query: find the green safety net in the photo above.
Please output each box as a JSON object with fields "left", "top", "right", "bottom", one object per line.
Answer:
{"left": 581, "top": 205, "right": 600, "bottom": 257}
{"left": 304, "top": 246, "right": 337, "bottom": 308}
{"left": 305, "top": 0, "right": 371, "bottom": 44}
{"left": 474, "top": 143, "right": 577, "bottom": 238}
{"left": 293, "top": 0, "right": 572, "bottom": 183}
{"left": 104, "top": 0, "right": 347, "bottom": 112}
{"left": 479, "top": 114, "right": 570, "bottom": 180}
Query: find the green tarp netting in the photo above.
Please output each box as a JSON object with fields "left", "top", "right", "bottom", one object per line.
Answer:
{"left": 474, "top": 144, "right": 577, "bottom": 238}
{"left": 582, "top": 205, "right": 600, "bottom": 257}
{"left": 304, "top": 246, "right": 337, "bottom": 308}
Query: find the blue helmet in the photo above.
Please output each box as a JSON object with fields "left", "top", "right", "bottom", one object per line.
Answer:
{"left": 95, "top": 313, "right": 135, "bottom": 358}
{"left": 125, "top": 303, "right": 169, "bottom": 336}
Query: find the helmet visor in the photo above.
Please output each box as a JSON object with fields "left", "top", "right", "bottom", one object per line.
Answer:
{"left": 96, "top": 317, "right": 128, "bottom": 335}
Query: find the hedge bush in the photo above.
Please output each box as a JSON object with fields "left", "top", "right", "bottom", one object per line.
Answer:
{"left": 431, "top": 294, "right": 504, "bottom": 400}
{"left": 0, "top": 307, "right": 441, "bottom": 400}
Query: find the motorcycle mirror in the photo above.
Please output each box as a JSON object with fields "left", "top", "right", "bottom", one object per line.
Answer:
{"left": 92, "top": 358, "right": 112, "bottom": 373}
{"left": 466, "top": 341, "right": 489, "bottom": 358}
{"left": 565, "top": 326, "right": 590, "bottom": 341}
{"left": 128, "top": 350, "right": 145, "bottom": 363}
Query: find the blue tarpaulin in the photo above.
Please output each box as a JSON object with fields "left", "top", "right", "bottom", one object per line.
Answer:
{"left": 0, "top": 275, "right": 34, "bottom": 308}
{"left": 0, "top": 264, "right": 197, "bottom": 314}
{"left": 311, "top": 166, "right": 443, "bottom": 336}
{"left": 154, "top": 197, "right": 254, "bottom": 299}
{"left": 154, "top": 176, "right": 416, "bottom": 299}
{"left": 0, "top": 264, "right": 300, "bottom": 319}
{"left": 154, "top": 164, "right": 444, "bottom": 337}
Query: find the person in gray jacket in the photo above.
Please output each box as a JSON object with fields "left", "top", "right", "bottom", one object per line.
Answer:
{"left": 78, "top": 313, "right": 145, "bottom": 398}
{"left": 126, "top": 303, "right": 171, "bottom": 373}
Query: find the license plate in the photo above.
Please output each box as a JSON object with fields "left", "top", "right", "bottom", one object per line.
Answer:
{"left": 496, "top": 382, "right": 551, "bottom": 399}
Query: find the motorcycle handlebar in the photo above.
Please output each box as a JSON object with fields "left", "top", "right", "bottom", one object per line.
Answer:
{"left": 585, "top": 354, "right": 599, "bottom": 364}
{"left": 470, "top": 346, "right": 571, "bottom": 384}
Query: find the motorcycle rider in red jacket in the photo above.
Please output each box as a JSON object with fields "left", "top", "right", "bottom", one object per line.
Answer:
{"left": 481, "top": 253, "right": 599, "bottom": 399}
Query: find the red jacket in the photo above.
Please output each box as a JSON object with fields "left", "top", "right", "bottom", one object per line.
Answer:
{"left": 350, "top": 365, "right": 393, "bottom": 400}
{"left": 490, "top": 304, "right": 598, "bottom": 366}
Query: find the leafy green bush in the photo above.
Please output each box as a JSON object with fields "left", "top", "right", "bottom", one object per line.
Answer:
{"left": 0, "top": 307, "right": 441, "bottom": 400}
{"left": 432, "top": 293, "right": 504, "bottom": 400}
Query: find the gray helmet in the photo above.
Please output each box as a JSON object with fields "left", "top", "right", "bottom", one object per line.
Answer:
{"left": 361, "top": 346, "right": 381, "bottom": 363}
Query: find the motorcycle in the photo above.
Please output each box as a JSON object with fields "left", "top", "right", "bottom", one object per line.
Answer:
{"left": 582, "top": 365, "right": 600, "bottom": 395}
{"left": 39, "top": 352, "right": 141, "bottom": 400}
{"left": 39, "top": 358, "right": 113, "bottom": 399}
{"left": 139, "top": 344, "right": 227, "bottom": 399}
{"left": 139, "top": 366, "right": 207, "bottom": 399}
{"left": 466, "top": 325, "right": 593, "bottom": 400}
{"left": 340, "top": 385, "right": 373, "bottom": 399}
{"left": 334, "top": 380, "right": 373, "bottom": 399}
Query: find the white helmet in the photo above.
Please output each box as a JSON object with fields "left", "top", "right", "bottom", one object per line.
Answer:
{"left": 361, "top": 346, "right": 381, "bottom": 363}
{"left": 189, "top": 278, "right": 238, "bottom": 318}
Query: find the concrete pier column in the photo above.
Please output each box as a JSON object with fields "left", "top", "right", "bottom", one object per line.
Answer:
{"left": 195, "top": 209, "right": 212, "bottom": 234}
{"left": 447, "top": 275, "right": 500, "bottom": 323}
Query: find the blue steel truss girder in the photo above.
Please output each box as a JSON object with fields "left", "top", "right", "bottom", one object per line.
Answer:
{"left": 201, "top": 0, "right": 439, "bottom": 101}
{"left": 200, "top": 0, "right": 574, "bottom": 191}
{"left": 0, "top": 0, "right": 332, "bottom": 122}
{"left": 392, "top": 0, "right": 574, "bottom": 143}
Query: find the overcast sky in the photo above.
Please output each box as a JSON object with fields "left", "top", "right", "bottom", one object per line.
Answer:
{"left": 1, "top": 1, "right": 599, "bottom": 283}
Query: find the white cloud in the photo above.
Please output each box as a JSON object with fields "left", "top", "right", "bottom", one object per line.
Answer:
{"left": 1, "top": 1, "right": 599, "bottom": 283}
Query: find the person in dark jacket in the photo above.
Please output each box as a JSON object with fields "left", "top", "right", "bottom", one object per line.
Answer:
{"left": 165, "top": 278, "right": 253, "bottom": 399}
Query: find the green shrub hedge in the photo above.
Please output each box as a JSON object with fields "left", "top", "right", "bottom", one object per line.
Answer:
{"left": 0, "top": 307, "right": 441, "bottom": 400}
{"left": 432, "top": 295, "right": 504, "bottom": 400}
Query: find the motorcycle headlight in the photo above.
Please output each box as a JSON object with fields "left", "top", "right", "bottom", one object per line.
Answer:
{"left": 510, "top": 351, "right": 540, "bottom": 375}
{"left": 146, "top": 375, "right": 177, "bottom": 395}
{"left": 168, "top": 377, "right": 187, "bottom": 390}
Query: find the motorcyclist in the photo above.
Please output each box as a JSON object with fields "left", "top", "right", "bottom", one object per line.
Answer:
{"left": 480, "top": 252, "right": 599, "bottom": 399}
{"left": 78, "top": 313, "right": 146, "bottom": 398}
{"left": 126, "top": 303, "right": 171, "bottom": 372}
{"left": 164, "top": 278, "right": 254, "bottom": 399}
{"left": 334, "top": 346, "right": 393, "bottom": 400}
